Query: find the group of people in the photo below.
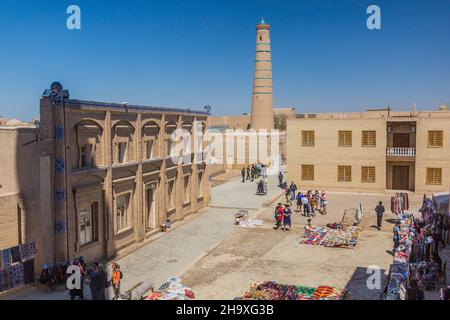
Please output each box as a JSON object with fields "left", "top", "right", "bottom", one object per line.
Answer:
{"left": 68, "top": 259, "right": 123, "bottom": 300}
{"left": 284, "top": 183, "right": 328, "bottom": 217}
{"left": 241, "top": 163, "right": 267, "bottom": 183}
{"left": 274, "top": 203, "right": 292, "bottom": 231}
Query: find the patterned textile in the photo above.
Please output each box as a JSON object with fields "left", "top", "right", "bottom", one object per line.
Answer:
{"left": 0, "top": 268, "right": 11, "bottom": 292}
{"left": 1, "top": 249, "right": 12, "bottom": 270}
{"left": 300, "top": 226, "right": 361, "bottom": 249}
{"left": 9, "top": 263, "right": 24, "bottom": 288}
{"left": 19, "top": 242, "right": 37, "bottom": 261}
{"left": 11, "top": 246, "right": 21, "bottom": 263}
{"left": 237, "top": 281, "right": 347, "bottom": 300}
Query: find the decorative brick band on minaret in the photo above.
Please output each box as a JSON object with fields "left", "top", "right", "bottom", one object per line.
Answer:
{"left": 250, "top": 18, "right": 274, "bottom": 130}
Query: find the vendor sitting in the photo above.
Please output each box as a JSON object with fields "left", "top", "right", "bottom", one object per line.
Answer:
{"left": 257, "top": 179, "right": 265, "bottom": 193}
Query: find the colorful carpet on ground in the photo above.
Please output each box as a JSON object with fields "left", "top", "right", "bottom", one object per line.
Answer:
{"left": 300, "top": 225, "right": 361, "bottom": 249}
{"left": 236, "top": 281, "right": 348, "bottom": 300}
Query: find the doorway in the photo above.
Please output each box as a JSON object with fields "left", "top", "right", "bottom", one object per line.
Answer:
{"left": 146, "top": 186, "right": 156, "bottom": 231}
{"left": 393, "top": 133, "right": 410, "bottom": 148}
{"left": 392, "top": 166, "right": 409, "bottom": 190}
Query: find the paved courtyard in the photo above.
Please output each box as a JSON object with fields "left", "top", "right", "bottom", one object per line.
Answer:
{"left": 5, "top": 169, "right": 448, "bottom": 300}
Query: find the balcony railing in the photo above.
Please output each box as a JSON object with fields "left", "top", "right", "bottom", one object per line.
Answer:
{"left": 386, "top": 147, "right": 416, "bottom": 157}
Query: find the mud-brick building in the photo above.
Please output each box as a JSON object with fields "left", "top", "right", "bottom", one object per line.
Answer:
{"left": 0, "top": 83, "right": 211, "bottom": 268}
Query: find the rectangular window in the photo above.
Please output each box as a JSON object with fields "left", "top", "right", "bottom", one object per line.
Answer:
{"left": 118, "top": 142, "right": 127, "bottom": 163}
{"left": 198, "top": 172, "right": 204, "bottom": 197}
{"left": 79, "top": 202, "right": 98, "bottom": 245}
{"left": 183, "top": 175, "right": 190, "bottom": 204}
{"left": 79, "top": 208, "right": 91, "bottom": 245}
{"left": 80, "top": 144, "right": 95, "bottom": 168}
{"left": 146, "top": 140, "right": 154, "bottom": 159}
{"left": 362, "top": 131, "right": 376, "bottom": 147}
{"left": 361, "top": 166, "right": 376, "bottom": 183}
{"left": 167, "top": 140, "right": 173, "bottom": 156}
{"left": 428, "top": 131, "right": 443, "bottom": 147}
{"left": 338, "top": 165, "right": 352, "bottom": 182}
{"left": 301, "top": 165, "right": 314, "bottom": 181}
{"left": 116, "top": 194, "right": 130, "bottom": 232}
{"left": 338, "top": 131, "right": 352, "bottom": 147}
{"left": 426, "top": 168, "right": 442, "bottom": 185}
{"left": 301, "top": 131, "right": 315, "bottom": 147}
{"left": 167, "top": 180, "right": 175, "bottom": 209}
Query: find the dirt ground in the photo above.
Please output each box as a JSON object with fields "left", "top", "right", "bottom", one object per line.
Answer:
{"left": 181, "top": 191, "right": 426, "bottom": 300}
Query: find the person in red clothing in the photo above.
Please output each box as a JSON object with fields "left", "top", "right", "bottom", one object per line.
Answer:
{"left": 274, "top": 204, "right": 284, "bottom": 230}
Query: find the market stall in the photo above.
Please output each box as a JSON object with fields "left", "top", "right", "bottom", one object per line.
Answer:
{"left": 236, "top": 281, "right": 348, "bottom": 300}
{"left": 300, "top": 225, "right": 361, "bottom": 249}
{"left": 142, "top": 277, "right": 195, "bottom": 300}
{"left": 0, "top": 242, "right": 36, "bottom": 293}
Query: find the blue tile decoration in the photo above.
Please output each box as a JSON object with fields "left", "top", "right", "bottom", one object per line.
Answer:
{"left": 55, "top": 219, "right": 66, "bottom": 235}
{"left": 55, "top": 125, "right": 64, "bottom": 140}
{"left": 55, "top": 189, "right": 66, "bottom": 202}
{"left": 55, "top": 158, "right": 65, "bottom": 174}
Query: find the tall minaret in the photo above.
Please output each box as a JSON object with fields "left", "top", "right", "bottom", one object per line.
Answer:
{"left": 250, "top": 18, "right": 274, "bottom": 130}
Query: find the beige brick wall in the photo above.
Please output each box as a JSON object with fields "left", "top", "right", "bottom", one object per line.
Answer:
{"left": 415, "top": 117, "right": 450, "bottom": 194}
{"left": 0, "top": 194, "right": 19, "bottom": 249}
{"left": 287, "top": 118, "right": 387, "bottom": 193}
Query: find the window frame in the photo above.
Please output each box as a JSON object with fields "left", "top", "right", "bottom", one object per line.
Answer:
{"left": 427, "top": 131, "right": 444, "bottom": 148}
{"left": 301, "top": 131, "right": 315, "bottom": 147}
{"left": 361, "top": 166, "right": 376, "bottom": 183}
{"left": 426, "top": 167, "right": 442, "bottom": 185}
{"left": 338, "top": 131, "right": 352, "bottom": 147}
{"left": 362, "top": 131, "right": 377, "bottom": 147}
{"left": 301, "top": 165, "right": 315, "bottom": 181}
{"left": 337, "top": 165, "right": 352, "bottom": 182}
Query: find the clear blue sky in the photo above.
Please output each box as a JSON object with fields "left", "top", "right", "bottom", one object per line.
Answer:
{"left": 0, "top": 0, "right": 449, "bottom": 120}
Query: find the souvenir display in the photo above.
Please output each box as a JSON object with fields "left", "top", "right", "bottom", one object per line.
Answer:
{"left": 0, "top": 242, "right": 37, "bottom": 293}
{"left": 391, "top": 193, "right": 409, "bottom": 214}
{"left": 301, "top": 226, "right": 360, "bottom": 249}
{"left": 236, "top": 281, "right": 347, "bottom": 300}
{"left": 239, "top": 219, "right": 263, "bottom": 228}
{"left": 144, "top": 276, "right": 195, "bottom": 300}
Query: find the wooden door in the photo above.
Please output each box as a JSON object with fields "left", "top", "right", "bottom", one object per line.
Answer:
{"left": 392, "top": 166, "right": 409, "bottom": 190}
{"left": 393, "top": 133, "right": 410, "bottom": 148}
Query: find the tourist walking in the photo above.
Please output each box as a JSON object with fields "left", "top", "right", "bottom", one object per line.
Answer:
{"left": 275, "top": 204, "right": 284, "bottom": 230}
{"left": 283, "top": 205, "right": 292, "bottom": 231}
{"left": 302, "top": 194, "right": 310, "bottom": 217}
{"left": 86, "top": 263, "right": 99, "bottom": 300}
{"left": 320, "top": 192, "right": 328, "bottom": 211}
{"left": 296, "top": 192, "right": 303, "bottom": 213}
{"left": 375, "top": 201, "right": 385, "bottom": 230}
{"left": 246, "top": 166, "right": 250, "bottom": 180}
{"left": 241, "top": 167, "right": 246, "bottom": 183}
{"left": 278, "top": 171, "right": 284, "bottom": 187}
{"left": 284, "top": 187, "right": 292, "bottom": 206}
{"left": 97, "top": 264, "right": 108, "bottom": 300}
{"left": 289, "top": 182, "right": 297, "bottom": 201}
{"left": 310, "top": 196, "right": 318, "bottom": 215}
{"left": 110, "top": 262, "right": 122, "bottom": 300}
